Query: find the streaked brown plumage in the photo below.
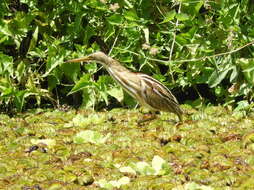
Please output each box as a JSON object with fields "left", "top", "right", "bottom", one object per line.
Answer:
{"left": 66, "top": 51, "right": 183, "bottom": 122}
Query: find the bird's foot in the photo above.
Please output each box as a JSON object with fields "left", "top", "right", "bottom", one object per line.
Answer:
{"left": 137, "top": 113, "right": 157, "bottom": 124}
{"left": 175, "top": 121, "right": 183, "bottom": 127}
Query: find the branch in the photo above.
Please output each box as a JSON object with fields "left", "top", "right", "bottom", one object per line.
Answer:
{"left": 169, "top": 3, "right": 181, "bottom": 61}
{"left": 115, "top": 40, "right": 254, "bottom": 64}
{"left": 168, "top": 3, "right": 181, "bottom": 83}
{"left": 172, "top": 40, "right": 254, "bottom": 63}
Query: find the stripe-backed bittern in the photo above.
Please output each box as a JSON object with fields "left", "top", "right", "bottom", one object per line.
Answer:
{"left": 66, "top": 52, "right": 183, "bottom": 122}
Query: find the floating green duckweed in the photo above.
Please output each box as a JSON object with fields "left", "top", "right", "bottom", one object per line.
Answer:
{"left": 0, "top": 107, "right": 254, "bottom": 189}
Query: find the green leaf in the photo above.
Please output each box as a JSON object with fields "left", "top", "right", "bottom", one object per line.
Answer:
{"left": 73, "top": 130, "right": 110, "bottom": 144}
{"left": 175, "top": 182, "right": 213, "bottom": 190}
{"left": 176, "top": 13, "right": 190, "bottom": 21}
{"left": 234, "top": 100, "right": 250, "bottom": 111}
{"left": 0, "top": 52, "right": 14, "bottom": 77}
{"left": 107, "top": 14, "right": 124, "bottom": 25}
{"left": 208, "top": 67, "right": 232, "bottom": 88}
{"left": 84, "top": 63, "right": 97, "bottom": 74}
{"left": 61, "top": 61, "right": 80, "bottom": 81}
{"left": 1, "top": 87, "right": 14, "bottom": 96}
{"left": 237, "top": 58, "right": 254, "bottom": 85}
{"left": 82, "top": 88, "right": 97, "bottom": 108}
{"left": 119, "top": 166, "right": 136, "bottom": 175}
{"left": 14, "top": 90, "right": 27, "bottom": 112}
{"left": 107, "top": 87, "right": 124, "bottom": 102}
{"left": 160, "top": 10, "right": 176, "bottom": 24}
{"left": 28, "top": 26, "right": 39, "bottom": 52}
{"left": 134, "top": 161, "right": 155, "bottom": 175}
{"left": 100, "top": 90, "right": 109, "bottom": 105}
{"left": 151, "top": 155, "right": 166, "bottom": 175}
{"left": 71, "top": 114, "right": 105, "bottom": 127}
{"left": 43, "top": 55, "right": 64, "bottom": 77}
{"left": 230, "top": 65, "right": 238, "bottom": 82}
{"left": 86, "top": 0, "right": 107, "bottom": 10}
{"left": 16, "top": 61, "right": 26, "bottom": 82}
{"left": 195, "top": 2, "right": 204, "bottom": 13}
{"left": 96, "top": 177, "right": 130, "bottom": 189}
{"left": 124, "top": 10, "right": 139, "bottom": 21}
{"left": 68, "top": 74, "right": 93, "bottom": 95}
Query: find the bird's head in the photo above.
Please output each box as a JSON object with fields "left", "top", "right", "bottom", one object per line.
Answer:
{"left": 66, "top": 51, "right": 112, "bottom": 66}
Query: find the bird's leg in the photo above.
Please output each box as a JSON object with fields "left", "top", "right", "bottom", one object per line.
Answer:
{"left": 137, "top": 111, "right": 157, "bottom": 124}
{"left": 174, "top": 112, "right": 184, "bottom": 126}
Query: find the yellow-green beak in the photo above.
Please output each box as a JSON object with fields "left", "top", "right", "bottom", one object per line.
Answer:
{"left": 65, "top": 56, "right": 91, "bottom": 63}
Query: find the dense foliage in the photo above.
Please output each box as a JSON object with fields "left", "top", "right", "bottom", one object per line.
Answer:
{"left": 0, "top": 0, "right": 254, "bottom": 112}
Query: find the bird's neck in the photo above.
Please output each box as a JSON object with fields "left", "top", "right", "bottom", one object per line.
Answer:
{"left": 104, "top": 60, "right": 140, "bottom": 100}
{"left": 105, "top": 61, "right": 131, "bottom": 74}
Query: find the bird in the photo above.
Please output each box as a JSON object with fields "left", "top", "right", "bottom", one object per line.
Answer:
{"left": 66, "top": 51, "right": 183, "bottom": 122}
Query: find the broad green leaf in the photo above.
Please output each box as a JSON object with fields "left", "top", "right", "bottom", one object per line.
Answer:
{"left": 96, "top": 177, "right": 130, "bottom": 189}
{"left": 71, "top": 114, "right": 105, "bottom": 127}
{"left": 176, "top": 13, "right": 189, "bottom": 21}
{"left": 68, "top": 74, "right": 93, "bottom": 95}
{"left": 16, "top": 61, "right": 26, "bottom": 82}
{"left": 151, "top": 155, "right": 166, "bottom": 175}
{"left": 123, "top": 0, "right": 133, "bottom": 8}
{"left": 110, "top": 177, "right": 130, "bottom": 188}
{"left": 82, "top": 87, "right": 97, "bottom": 108}
{"left": 95, "top": 179, "right": 114, "bottom": 189}
{"left": 47, "top": 74, "right": 60, "bottom": 92}
{"left": 119, "top": 166, "right": 136, "bottom": 175}
{"left": 234, "top": 100, "right": 250, "bottom": 111}
{"left": 107, "top": 87, "right": 124, "bottom": 102}
{"left": 0, "top": 52, "right": 14, "bottom": 76}
{"left": 1, "top": 87, "right": 14, "bottom": 96}
{"left": 84, "top": 63, "right": 97, "bottom": 74}
{"left": 160, "top": 10, "right": 176, "bottom": 24}
{"left": 172, "top": 182, "right": 213, "bottom": 190}
{"left": 86, "top": 0, "right": 107, "bottom": 10}
{"left": 208, "top": 67, "right": 232, "bottom": 88}
{"left": 14, "top": 90, "right": 27, "bottom": 111}
{"left": 175, "top": 35, "right": 188, "bottom": 45}
{"left": 132, "top": 161, "right": 155, "bottom": 175}
{"left": 107, "top": 14, "right": 124, "bottom": 25}
{"left": 100, "top": 90, "right": 109, "bottom": 105}
{"left": 0, "top": 78, "right": 11, "bottom": 92}
{"left": 237, "top": 58, "right": 254, "bottom": 85}
{"left": 195, "top": 2, "right": 204, "bottom": 13}
{"left": 230, "top": 65, "right": 238, "bottom": 82}
{"left": 43, "top": 55, "right": 64, "bottom": 77}
{"left": 124, "top": 10, "right": 139, "bottom": 21}
{"left": 61, "top": 61, "right": 80, "bottom": 81}
{"left": 73, "top": 130, "right": 110, "bottom": 144}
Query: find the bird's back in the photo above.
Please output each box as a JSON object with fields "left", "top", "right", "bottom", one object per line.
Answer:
{"left": 137, "top": 73, "right": 183, "bottom": 120}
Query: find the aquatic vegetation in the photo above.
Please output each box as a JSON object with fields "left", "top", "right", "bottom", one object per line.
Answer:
{"left": 0, "top": 106, "right": 254, "bottom": 189}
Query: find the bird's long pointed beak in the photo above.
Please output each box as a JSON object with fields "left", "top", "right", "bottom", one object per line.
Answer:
{"left": 65, "top": 56, "right": 91, "bottom": 63}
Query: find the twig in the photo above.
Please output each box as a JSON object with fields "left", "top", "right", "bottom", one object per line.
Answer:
{"left": 168, "top": 3, "right": 181, "bottom": 83}
{"left": 108, "top": 29, "right": 120, "bottom": 56}
{"left": 169, "top": 3, "right": 181, "bottom": 61}
{"left": 155, "top": 0, "right": 165, "bottom": 17}
{"left": 115, "top": 40, "right": 254, "bottom": 64}
{"left": 172, "top": 40, "right": 254, "bottom": 63}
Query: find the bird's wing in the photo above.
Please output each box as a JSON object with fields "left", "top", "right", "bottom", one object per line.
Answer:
{"left": 138, "top": 73, "right": 182, "bottom": 114}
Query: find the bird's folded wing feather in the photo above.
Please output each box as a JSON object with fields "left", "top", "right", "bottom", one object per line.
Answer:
{"left": 138, "top": 73, "right": 181, "bottom": 112}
